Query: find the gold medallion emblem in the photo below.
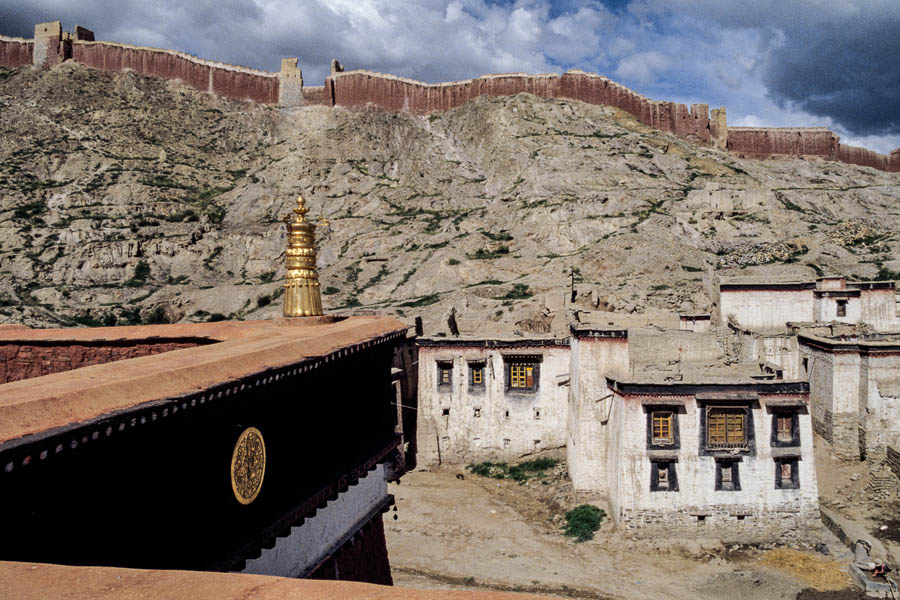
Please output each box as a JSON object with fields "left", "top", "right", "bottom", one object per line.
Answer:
{"left": 230, "top": 427, "right": 266, "bottom": 505}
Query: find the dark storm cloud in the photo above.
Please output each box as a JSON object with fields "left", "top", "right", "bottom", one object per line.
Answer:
{"left": 764, "top": 18, "right": 900, "bottom": 136}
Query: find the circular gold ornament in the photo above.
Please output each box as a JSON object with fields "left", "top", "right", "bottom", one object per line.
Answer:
{"left": 230, "top": 427, "right": 266, "bottom": 505}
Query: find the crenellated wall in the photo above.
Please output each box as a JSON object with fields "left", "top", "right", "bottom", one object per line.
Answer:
{"left": 0, "top": 36, "right": 33, "bottom": 67}
{"left": 1, "top": 21, "right": 897, "bottom": 172}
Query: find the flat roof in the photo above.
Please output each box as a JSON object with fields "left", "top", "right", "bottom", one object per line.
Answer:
{"left": 0, "top": 561, "right": 555, "bottom": 600}
{"left": 0, "top": 317, "right": 407, "bottom": 447}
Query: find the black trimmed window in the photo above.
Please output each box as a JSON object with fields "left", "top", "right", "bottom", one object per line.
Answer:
{"left": 771, "top": 411, "right": 800, "bottom": 447}
{"left": 650, "top": 460, "right": 678, "bottom": 492}
{"left": 504, "top": 355, "right": 540, "bottom": 392}
{"left": 652, "top": 411, "right": 674, "bottom": 445}
{"left": 437, "top": 361, "right": 453, "bottom": 389}
{"left": 836, "top": 299, "right": 847, "bottom": 317}
{"left": 469, "top": 362, "right": 485, "bottom": 389}
{"left": 706, "top": 406, "right": 748, "bottom": 450}
{"left": 775, "top": 457, "right": 800, "bottom": 489}
{"left": 715, "top": 460, "right": 741, "bottom": 491}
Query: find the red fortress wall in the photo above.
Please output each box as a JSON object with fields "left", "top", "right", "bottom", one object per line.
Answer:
{"left": 0, "top": 36, "right": 34, "bottom": 68}
{"left": 72, "top": 41, "right": 278, "bottom": 104}
{"left": 326, "top": 70, "right": 711, "bottom": 143}
{"left": 1, "top": 22, "right": 897, "bottom": 172}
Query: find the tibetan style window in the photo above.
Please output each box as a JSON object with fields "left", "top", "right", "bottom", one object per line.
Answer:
{"left": 652, "top": 411, "right": 674, "bottom": 446}
{"left": 836, "top": 300, "right": 847, "bottom": 317}
{"left": 715, "top": 460, "right": 741, "bottom": 491}
{"left": 469, "top": 362, "right": 485, "bottom": 389}
{"left": 775, "top": 457, "right": 800, "bottom": 489}
{"left": 771, "top": 411, "right": 800, "bottom": 447}
{"left": 650, "top": 460, "right": 678, "bottom": 492}
{"left": 504, "top": 356, "right": 540, "bottom": 392}
{"left": 706, "top": 406, "right": 747, "bottom": 450}
{"left": 437, "top": 361, "right": 453, "bottom": 389}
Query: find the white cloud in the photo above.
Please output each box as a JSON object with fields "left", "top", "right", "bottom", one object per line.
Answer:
{"left": 614, "top": 51, "right": 670, "bottom": 84}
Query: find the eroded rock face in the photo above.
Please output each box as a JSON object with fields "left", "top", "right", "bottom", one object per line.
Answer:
{"left": 0, "top": 62, "right": 898, "bottom": 333}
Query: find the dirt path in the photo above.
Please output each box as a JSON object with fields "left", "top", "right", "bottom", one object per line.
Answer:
{"left": 385, "top": 466, "right": 852, "bottom": 600}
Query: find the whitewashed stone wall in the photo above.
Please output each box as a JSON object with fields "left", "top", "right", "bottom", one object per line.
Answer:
{"left": 610, "top": 392, "right": 819, "bottom": 541}
{"left": 567, "top": 330, "right": 629, "bottom": 492}
{"left": 720, "top": 287, "right": 814, "bottom": 331}
{"left": 416, "top": 342, "right": 570, "bottom": 466}
{"left": 736, "top": 329, "right": 801, "bottom": 379}
{"left": 858, "top": 288, "right": 900, "bottom": 331}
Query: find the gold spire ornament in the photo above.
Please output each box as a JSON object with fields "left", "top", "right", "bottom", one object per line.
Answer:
{"left": 282, "top": 195, "right": 324, "bottom": 317}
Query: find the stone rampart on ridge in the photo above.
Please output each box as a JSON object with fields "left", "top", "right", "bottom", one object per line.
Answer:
{"left": 1, "top": 21, "right": 897, "bottom": 172}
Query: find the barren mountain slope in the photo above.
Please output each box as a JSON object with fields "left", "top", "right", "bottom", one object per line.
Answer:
{"left": 1, "top": 62, "right": 898, "bottom": 332}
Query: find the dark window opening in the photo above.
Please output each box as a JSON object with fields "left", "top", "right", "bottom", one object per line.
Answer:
{"left": 437, "top": 362, "right": 453, "bottom": 388}
{"left": 473, "top": 408, "right": 481, "bottom": 417}
{"left": 534, "top": 408, "right": 541, "bottom": 420}
{"left": 715, "top": 460, "right": 741, "bottom": 491}
{"left": 771, "top": 411, "right": 800, "bottom": 447}
{"left": 775, "top": 457, "right": 800, "bottom": 489}
{"left": 836, "top": 300, "right": 847, "bottom": 317}
{"left": 650, "top": 460, "right": 678, "bottom": 492}
{"left": 504, "top": 410, "right": 509, "bottom": 419}
{"left": 441, "top": 408, "right": 450, "bottom": 416}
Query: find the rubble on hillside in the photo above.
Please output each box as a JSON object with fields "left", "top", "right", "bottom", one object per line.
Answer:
{"left": 716, "top": 241, "right": 808, "bottom": 268}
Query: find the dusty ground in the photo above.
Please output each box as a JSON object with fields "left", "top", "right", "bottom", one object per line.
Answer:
{"left": 386, "top": 451, "right": 859, "bottom": 600}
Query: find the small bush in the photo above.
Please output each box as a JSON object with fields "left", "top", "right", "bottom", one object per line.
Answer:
{"left": 471, "top": 246, "right": 510, "bottom": 260}
{"left": 447, "top": 258, "right": 460, "bottom": 266}
{"left": 323, "top": 286, "right": 340, "bottom": 295}
{"left": 563, "top": 505, "right": 605, "bottom": 542}
{"left": 493, "top": 283, "right": 533, "bottom": 300}
{"left": 467, "top": 458, "right": 559, "bottom": 482}
{"left": 398, "top": 293, "right": 440, "bottom": 308}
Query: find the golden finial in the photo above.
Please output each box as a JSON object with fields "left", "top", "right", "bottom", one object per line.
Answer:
{"left": 282, "top": 195, "right": 324, "bottom": 317}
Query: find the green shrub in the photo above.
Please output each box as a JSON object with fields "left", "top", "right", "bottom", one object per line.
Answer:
{"left": 323, "top": 286, "right": 340, "bottom": 295}
{"left": 124, "top": 260, "right": 151, "bottom": 287}
{"left": 481, "top": 230, "right": 513, "bottom": 242}
{"left": 467, "top": 458, "right": 559, "bottom": 481}
{"left": 471, "top": 246, "right": 510, "bottom": 260}
{"left": 493, "top": 283, "right": 532, "bottom": 300}
{"left": 447, "top": 258, "right": 460, "bottom": 265}
{"left": 398, "top": 293, "right": 440, "bottom": 308}
{"left": 563, "top": 505, "right": 605, "bottom": 542}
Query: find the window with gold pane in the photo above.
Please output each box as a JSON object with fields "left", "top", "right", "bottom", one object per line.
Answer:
{"left": 436, "top": 361, "right": 453, "bottom": 389}
{"left": 504, "top": 356, "right": 539, "bottom": 392}
{"left": 651, "top": 411, "right": 674, "bottom": 446}
{"left": 705, "top": 406, "right": 749, "bottom": 450}
{"left": 468, "top": 362, "right": 485, "bottom": 389}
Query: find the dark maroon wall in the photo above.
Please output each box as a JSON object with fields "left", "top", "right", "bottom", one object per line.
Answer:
{"left": 0, "top": 340, "right": 205, "bottom": 383}
{"left": 0, "top": 39, "right": 33, "bottom": 67}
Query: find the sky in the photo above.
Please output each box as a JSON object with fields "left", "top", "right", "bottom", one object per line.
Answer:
{"left": 2, "top": 0, "right": 898, "bottom": 154}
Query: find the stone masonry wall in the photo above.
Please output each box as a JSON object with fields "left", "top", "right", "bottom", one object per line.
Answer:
{"left": 0, "top": 340, "right": 208, "bottom": 383}
{"left": 619, "top": 506, "right": 820, "bottom": 542}
{"left": 0, "top": 36, "right": 34, "bottom": 68}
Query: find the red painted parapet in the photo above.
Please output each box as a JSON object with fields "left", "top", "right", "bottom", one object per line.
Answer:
{"left": 0, "top": 36, "right": 33, "bottom": 68}
{"left": 837, "top": 144, "right": 900, "bottom": 172}
{"left": 727, "top": 127, "right": 839, "bottom": 159}
{"left": 73, "top": 42, "right": 211, "bottom": 90}
{"left": 72, "top": 41, "right": 278, "bottom": 104}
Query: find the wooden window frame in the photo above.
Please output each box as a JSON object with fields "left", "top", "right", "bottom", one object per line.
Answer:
{"left": 437, "top": 361, "right": 453, "bottom": 389}
{"left": 651, "top": 411, "right": 674, "bottom": 446}
{"left": 715, "top": 460, "right": 741, "bottom": 491}
{"left": 775, "top": 457, "right": 800, "bottom": 489}
{"left": 468, "top": 362, "right": 485, "bottom": 389}
{"left": 770, "top": 411, "right": 800, "bottom": 448}
{"left": 504, "top": 358, "right": 539, "bottom": 392}
{"left": 706, "top": 406, "right": 748, "bottom": 450}
{"left": 649, "top": 460, "right": 678, "bottom": 492}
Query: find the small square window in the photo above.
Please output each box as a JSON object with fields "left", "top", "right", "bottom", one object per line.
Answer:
{"left": 836, "top": 300, "right": 847, "bottom": 317}
{"left": 441, "top": 407, "right": 450, "bottom": 416}
{"left": 504, "top": 410, "right": 510, "bottom": 419}
{"left": 473, "top": 407, "right": 481, "bottom": 418}
{"left": 534, "top": 408, "right": 541, "bottom": 420}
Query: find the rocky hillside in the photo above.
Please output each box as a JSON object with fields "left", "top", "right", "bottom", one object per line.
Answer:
{"left": 1, "top": 62, "right": 898, "bottom": 334}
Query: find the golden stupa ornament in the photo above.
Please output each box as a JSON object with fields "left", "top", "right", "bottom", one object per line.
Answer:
{"left": 282, "top": 195, "right": 324, "bottom": 317}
